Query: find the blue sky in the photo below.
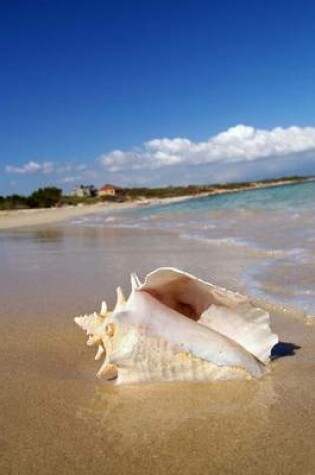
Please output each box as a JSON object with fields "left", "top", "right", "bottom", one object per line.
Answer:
{"left": 1, "top": 0, "right": 315, "bottom": 195}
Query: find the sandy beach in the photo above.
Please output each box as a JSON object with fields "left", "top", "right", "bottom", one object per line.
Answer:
{"left": 0, "top": 201, "right": 137, "bottom": 230}
{"left": 0, "top": 195, "right": 198, "bottom": 230}
{"left": 0, "top": 218, "right": 314, "bottom": 475}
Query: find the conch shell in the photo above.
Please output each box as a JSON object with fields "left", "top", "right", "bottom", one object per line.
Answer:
{"left": 74, "top": 268, "right": 278, "bottom": 384}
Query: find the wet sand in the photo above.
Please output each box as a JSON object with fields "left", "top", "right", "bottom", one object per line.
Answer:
{"left": 0, "top": 224, "right": 314, "bottom": 474}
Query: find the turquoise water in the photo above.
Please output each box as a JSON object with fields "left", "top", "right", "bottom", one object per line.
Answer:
{"left": 72, "top": 181, "right": 315, "bottom": 316}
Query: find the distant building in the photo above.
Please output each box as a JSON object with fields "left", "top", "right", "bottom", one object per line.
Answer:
{"left": 98, "top": 184, "right": 126, "bottom": 199}
{"left": 72, "top": 185, "right": 97, "bottom": 197}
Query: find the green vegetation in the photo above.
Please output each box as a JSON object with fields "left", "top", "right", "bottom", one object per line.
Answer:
{"left": 125, "top": 176, "right": 311, "bottom": 199}
{"left": 125, "top": 184, "right": 211, "bottom": 199}
{"left": 60, "top": 195, "right": 100, "bottom": 206}
{"left": 0, "top": 176, "right": 312, "bottom": 211}
{"left": 0, "top": 194, "right": 29, "bottom": 210}
{"left": 27, "top": 187, "right": 62, "bottom": 208}
{"left": 0, "top": 187, "right": 62, "bottom": 210}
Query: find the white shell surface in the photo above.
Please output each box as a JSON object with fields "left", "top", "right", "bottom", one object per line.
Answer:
{"left": 74, "top": 267, "right": 278, "bottom": 384}
{"left": 141, "top": 267, "right": 278, "bottom": 364}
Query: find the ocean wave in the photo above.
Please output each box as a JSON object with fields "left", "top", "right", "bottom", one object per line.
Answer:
{"left": 242, "top": 260, "right": 315, "bottom": 318}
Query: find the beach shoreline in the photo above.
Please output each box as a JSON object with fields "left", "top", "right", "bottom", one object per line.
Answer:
{"left": 0, "top": 178, "right": 311, "bottom": 230}
{"left": 0, "top": 194, "right": 201, "bottom": 230}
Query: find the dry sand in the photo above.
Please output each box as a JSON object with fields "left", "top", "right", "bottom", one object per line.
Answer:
{"left": 0, "top": 195, "right": 197, "bottom": 230}
{"left": 0, "top": 202, "right": 136, "bottom": 229}
{"left": 0, "top": 224, "right": 314, "bottom": 474}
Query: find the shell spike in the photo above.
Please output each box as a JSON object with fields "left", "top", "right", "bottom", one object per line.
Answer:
{"left": 100, "top": 300, "right": 108, "bottom": 317}
{"left": 114, "top": 286, "right": 126, "bottom": 312}
{"left": 95, "top": 345, "right": 105, "bottom": 361}
{"left": 131, "top": 273, "right": 142, "bottom": 291}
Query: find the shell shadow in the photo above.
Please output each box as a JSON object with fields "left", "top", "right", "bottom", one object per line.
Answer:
{"left": 270, "top": 341, "right": 301, "bottom": 360}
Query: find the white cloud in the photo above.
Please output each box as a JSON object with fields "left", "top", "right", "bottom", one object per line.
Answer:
{"left": 76, "top": 164, "right": 87, "bottom": 171}
{"left": 5, "top": 161, "right": 88, "bottom": 181}
{"left": 56, "top": 163, "right": 87, "bottom": 174}
{"left": 58, "top": 175, "right": 83, "bottom": 184}
{"left": 5, "top": 161, "right": 54, "bottom": 175}
{"left": 99, "top": 124, "right": 315, "bottom": 172}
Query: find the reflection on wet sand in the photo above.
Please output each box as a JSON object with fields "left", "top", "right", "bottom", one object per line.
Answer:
{"left": 77, "top": 378, "right": 278, "bottom": 444}
{"left": 0, "top": 223, "right": 314, "bottom": 474}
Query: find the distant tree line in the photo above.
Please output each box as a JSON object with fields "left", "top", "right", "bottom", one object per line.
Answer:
{"left": 124, "top": 176, "right": 310, "bottom": 199}
{"left": 0, "top": 187, "right": 62, "bottom": 210}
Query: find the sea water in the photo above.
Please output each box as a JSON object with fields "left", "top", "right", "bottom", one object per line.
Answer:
{"left": 72, "top": 181, "right": 315, "bottom": 317}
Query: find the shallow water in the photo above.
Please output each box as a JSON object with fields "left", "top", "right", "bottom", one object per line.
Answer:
{"left": 71, "top": 181, "right": 315, "bottom": 316}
